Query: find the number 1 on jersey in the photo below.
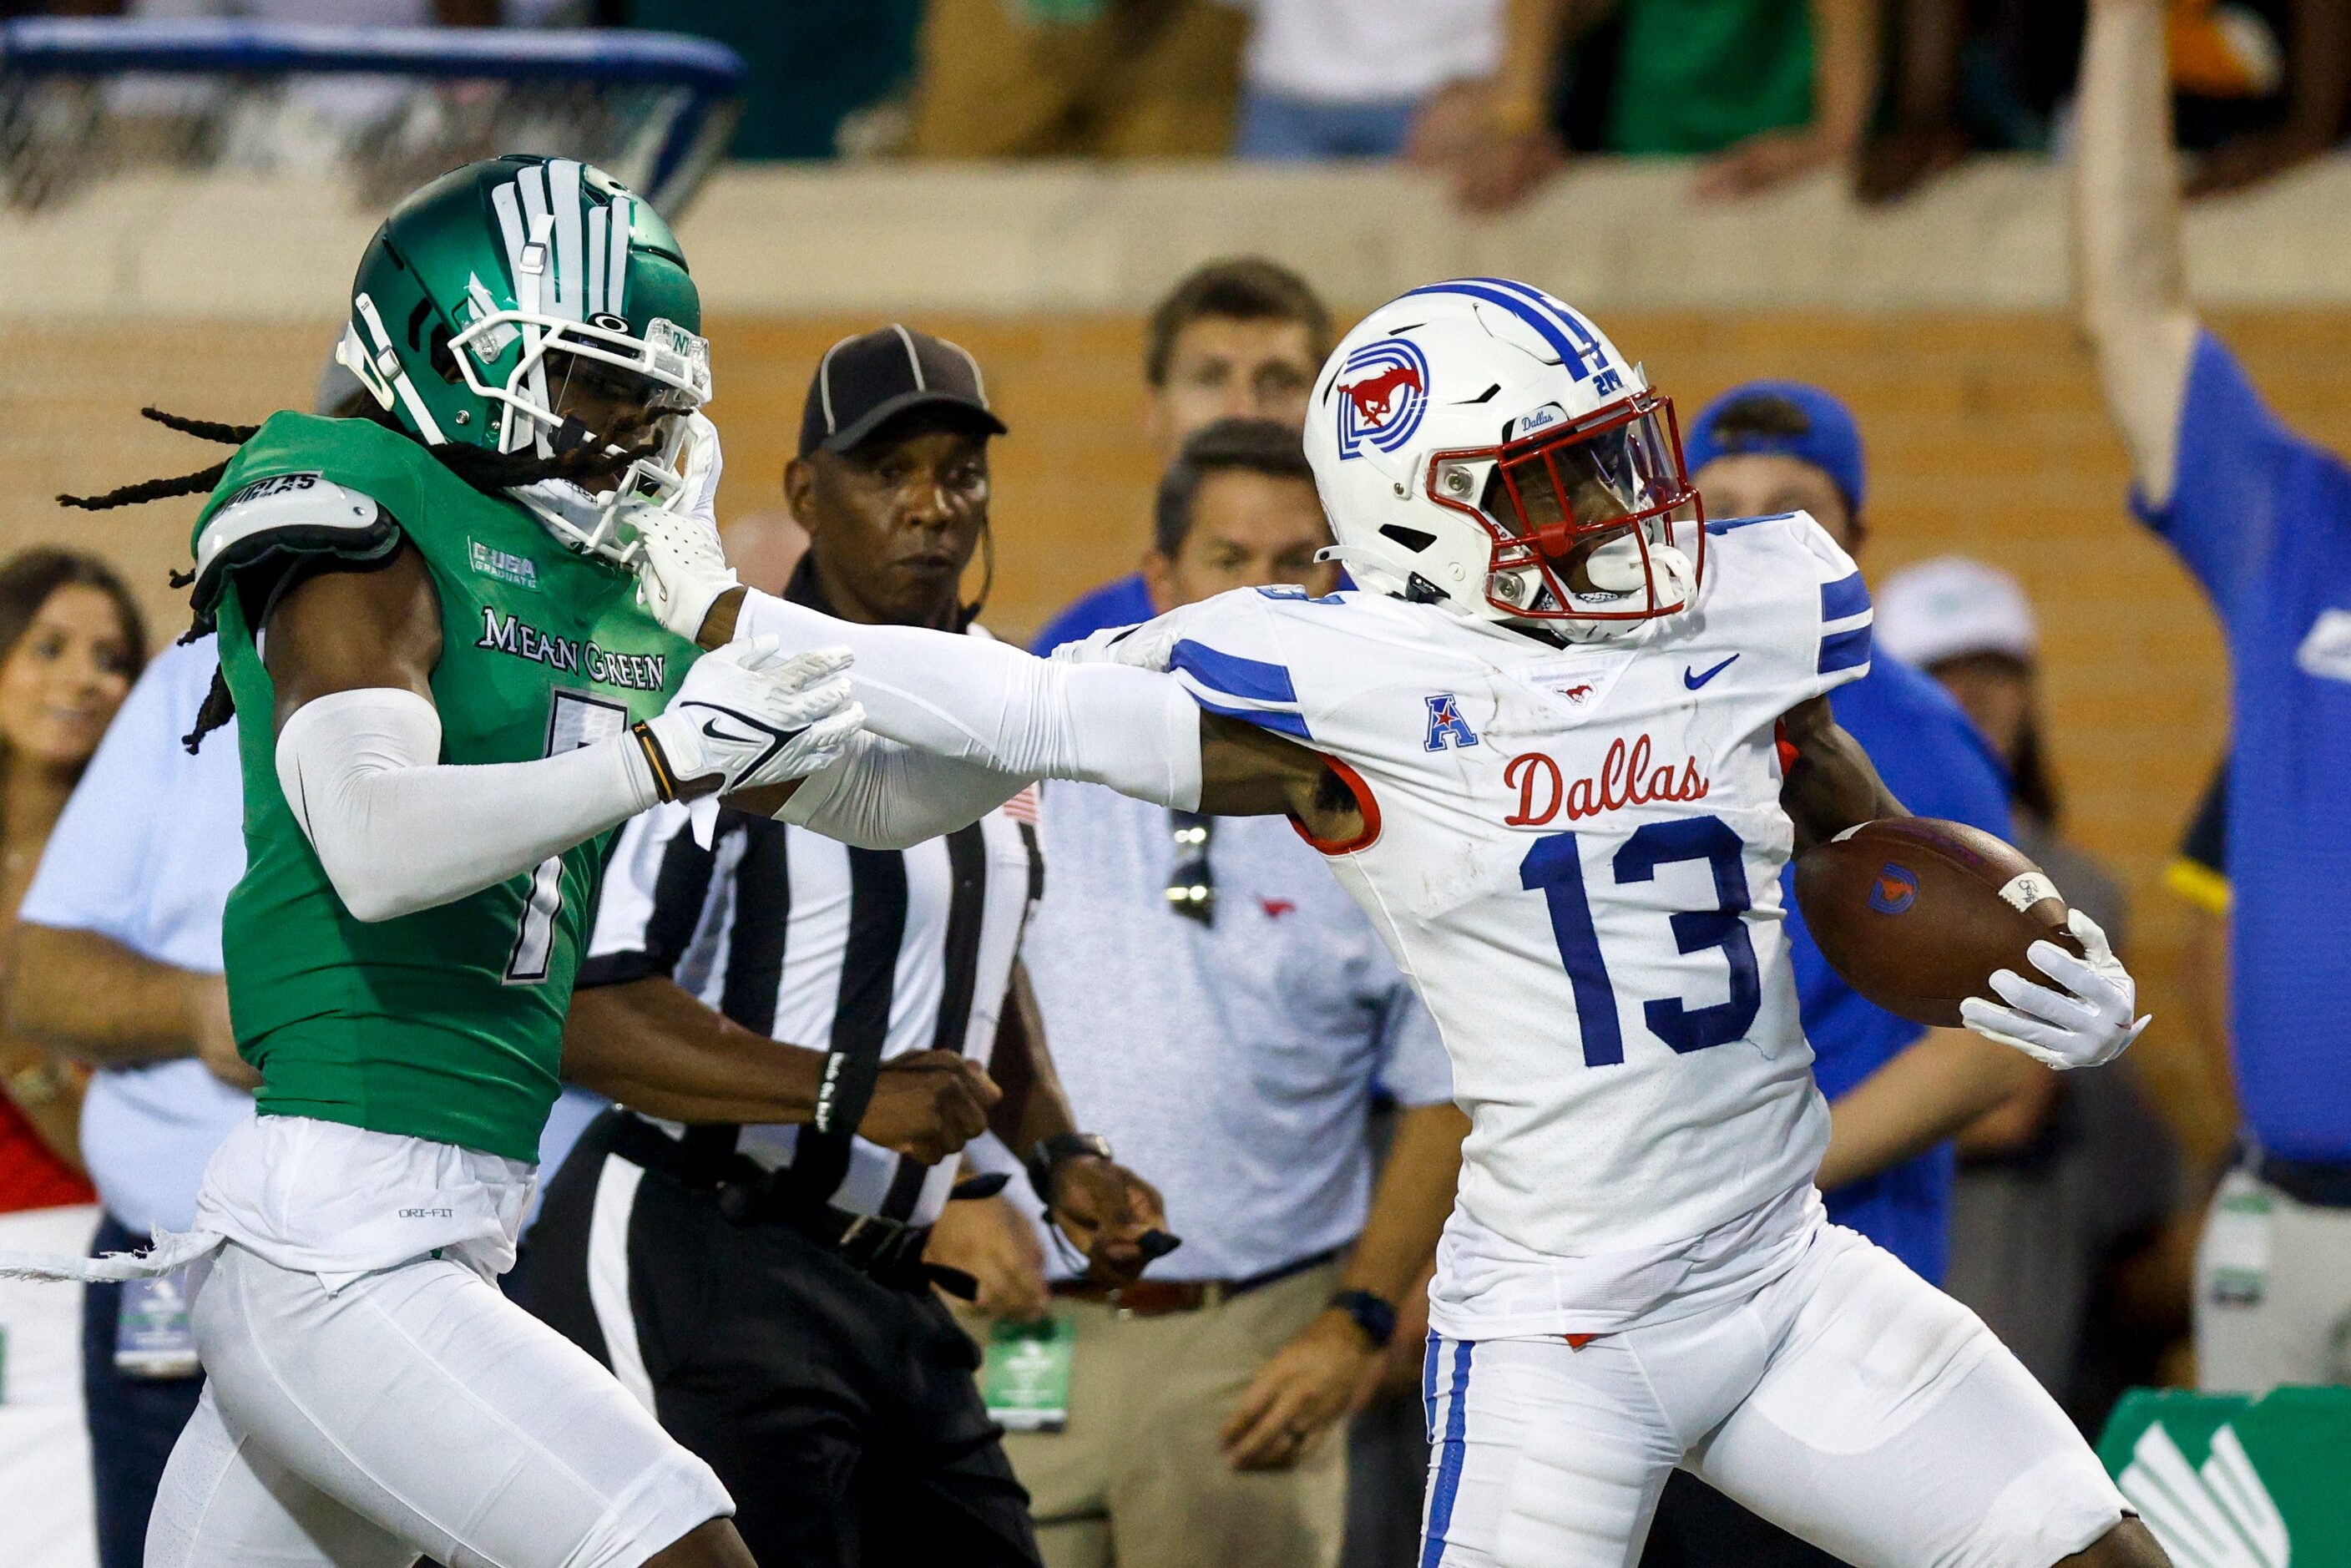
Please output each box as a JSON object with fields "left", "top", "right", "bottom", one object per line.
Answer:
{"left": 503, "top": 690, "right": 631, "bottom": 987}
{"left": 503, "top": 857, "right": 564, "bottom": 984}
{"left": 1519, "top": 815, "right": 1763, "bottom": 1065}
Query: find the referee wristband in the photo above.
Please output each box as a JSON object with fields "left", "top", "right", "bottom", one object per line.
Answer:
{"left": 1026, "top": 1131, "right": 1113, "bottom": 1206}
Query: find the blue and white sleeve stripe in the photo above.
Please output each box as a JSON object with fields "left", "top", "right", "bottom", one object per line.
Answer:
{"left": 1168, "top": 639, "right": 1313, "bottom": 741}
{"left": 1816, "top": 569, "right": 1873, "bottom": 675}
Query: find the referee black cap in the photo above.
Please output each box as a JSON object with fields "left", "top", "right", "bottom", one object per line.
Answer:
{"left": 799, "top": 324, "right": 1008, "bottom": 458}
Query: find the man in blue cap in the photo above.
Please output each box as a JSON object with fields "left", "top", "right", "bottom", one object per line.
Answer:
{"left": 1638, "top": 382, "right": 2046, "bottom": 1568}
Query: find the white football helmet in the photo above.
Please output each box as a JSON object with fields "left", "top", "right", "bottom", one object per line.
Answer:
{"left": 1303, "top": 279, "right": 1703, "bottom": 636}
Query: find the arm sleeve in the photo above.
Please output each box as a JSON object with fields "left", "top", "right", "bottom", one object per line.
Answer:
{"left": 579, "top": 803, "right": 717, "bottom": 987}
{"left": 731, "top": 588, "right": 1204, "bottom": 810}
{"left": 2131, "top": 331, "right": 2310, "bottom": 623}
{"left": 777, "top": 731, "right": 1039, "bottom": 851}
{"left": 275, "top": 687, "right": 658, "bottom": 923}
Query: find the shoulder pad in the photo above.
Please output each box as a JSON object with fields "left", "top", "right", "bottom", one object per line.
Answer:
{"left": 190, "top": 474, "right": 401, "bottom": 630}
{"left": 1163, "top": 588, "right": 1316, "bottom": 741}
{"left": 1705, "top": 510, "right": 1872, "bottom": 684}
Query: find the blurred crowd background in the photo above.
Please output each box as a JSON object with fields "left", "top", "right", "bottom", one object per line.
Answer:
{"left": 5, "top": 0, "right": 2343, "bottom": 200}
{"left": 0, "top": 1, "right": 2345, "bottom": 1566}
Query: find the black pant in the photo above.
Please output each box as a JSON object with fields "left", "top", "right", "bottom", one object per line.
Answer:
{"left": 80, "top": 1213, "right": 205, "bottom": 1568}
{"left": 1639, "top": 1470, "right": 1849, "bottom": 1568}
{"left": 512, "top": 1112, "right": 1040, "bottom": 1568}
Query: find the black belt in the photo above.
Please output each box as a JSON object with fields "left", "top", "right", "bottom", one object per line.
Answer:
{"left": 604, "top": 1111, "right": 942, "bottom": 1283}
{"left": 1049, "top": 1247, "right": 1340, "bottom": 1315}
{"left": 2243, "top": 1146, "right": 2351, "bottom": 1210}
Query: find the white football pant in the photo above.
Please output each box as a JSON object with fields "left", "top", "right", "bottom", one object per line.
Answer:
{"left": 145, "top": 1242, "right": 731, "bottom": 1568}
{"left": 1419, "top": 1222, "right": 2129, "bottom": 1568}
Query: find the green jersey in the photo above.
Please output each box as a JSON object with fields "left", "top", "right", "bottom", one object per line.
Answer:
{"left": 192, "top": 412, "right": 696, "bottom": 1161}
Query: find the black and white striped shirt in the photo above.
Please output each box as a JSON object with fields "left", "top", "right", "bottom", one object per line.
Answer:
{"left": 579, "top": 658, "right": 1042, "bottom": 1232}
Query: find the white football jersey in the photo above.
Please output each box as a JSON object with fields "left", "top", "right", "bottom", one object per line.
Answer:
{"left": 1147, "top": 513, "right": 1873, "bottom": 1267}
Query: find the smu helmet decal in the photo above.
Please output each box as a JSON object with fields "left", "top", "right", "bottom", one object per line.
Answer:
{"left": 1334, "top": 337, "right": 1432, "bottom": 460}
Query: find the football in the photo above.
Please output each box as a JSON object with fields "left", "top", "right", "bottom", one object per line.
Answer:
{"left": 1792, "top": 818, "right": 2084, "bottom": 1028}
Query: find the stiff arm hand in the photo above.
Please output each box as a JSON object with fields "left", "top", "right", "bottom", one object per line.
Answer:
{"left": 632, "top": 639, "right": 862, "bottom": 801}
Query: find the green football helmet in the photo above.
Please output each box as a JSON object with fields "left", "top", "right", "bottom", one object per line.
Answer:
{"left": 336, "top": 154, "right": 714, "bottom": 563}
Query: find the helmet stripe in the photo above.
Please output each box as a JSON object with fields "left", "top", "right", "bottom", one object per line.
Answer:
{"left": 491, "top": 180, "right": 527, "bottom": 286}
{"left": 1400, "top": 280, "right": 1602, "bottom": 382}
{"left": 517, "top": 160, "right": 551, "bottom": 271}
{"left": 1459, "top": 276, "right": 1613, "bottom": 371}
{"left": 605, "top": 193, "right": 632, "bottom": 316}
{"left": 586, "top": 204, "right": 609, "bottom": 320}
{"left": 547, "top": 159, "right": 585, "bottom": 321}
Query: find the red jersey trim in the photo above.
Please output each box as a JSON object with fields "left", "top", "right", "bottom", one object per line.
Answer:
{"left": 1288, "top": 754, "right": 1383, "bottom": 857}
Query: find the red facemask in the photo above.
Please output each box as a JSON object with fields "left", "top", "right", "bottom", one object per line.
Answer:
{"left": 1423, "top": 389, "right": 1706, "bottom": 623}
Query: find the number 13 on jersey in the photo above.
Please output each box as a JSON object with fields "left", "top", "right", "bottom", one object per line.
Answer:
{"left": 1519, "top": 816, "right": 1763, "bottom": 1065}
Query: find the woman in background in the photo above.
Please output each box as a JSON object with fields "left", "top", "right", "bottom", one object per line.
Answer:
{"left": 0, "top": 548, "right": 147, "bottom": 1568}
{"left": 1877, "top": 556, "right": 2186, "bottom": 1426}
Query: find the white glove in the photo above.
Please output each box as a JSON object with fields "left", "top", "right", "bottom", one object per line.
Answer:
{"left": 633, "top": 498, "right": 741, "bottom": 643}
{"left": 1960, "top": 908, "right": 2151, "bottom": 1070}
{"left": 1047, "top": 615, "right": 1186, "bottom": 670}
{"left": 675, "top": 410, "right": 725, "bottom": 526}
{"left": 635, "top": 638, "right": 863, "bottom": 799}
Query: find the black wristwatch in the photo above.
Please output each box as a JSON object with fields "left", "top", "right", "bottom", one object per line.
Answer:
{"left": 1025, "top": 1131, "right": 1113, "bottom": 1205}
{"left": 1329, "top": 1288, "right": 1398, "bottom": 1349}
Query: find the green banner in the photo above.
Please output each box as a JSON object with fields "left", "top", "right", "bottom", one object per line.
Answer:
{"left": 2098, "top": 1388, "right": 2351, "bottom": 1567}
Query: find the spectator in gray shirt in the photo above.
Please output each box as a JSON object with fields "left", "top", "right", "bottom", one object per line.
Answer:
{"left": 929, "top": 418, "right": 1466, "bottom": 1568}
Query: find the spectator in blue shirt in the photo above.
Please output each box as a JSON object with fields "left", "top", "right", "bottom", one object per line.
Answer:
{"left": 12, "top": 636, "right": 253, "bottom": 1568}
{"left": 1032, "top": 258, "right": 1332, "bottom": 653}
{"left": 1638, "top": 382, "right": 2040, "bottom": 1568}
{"left": 1687, "top": 382, "right": 2034, "bottom": 1284}
{"left": 2079, "top": 0, "right": 2351, "bottom": 1393}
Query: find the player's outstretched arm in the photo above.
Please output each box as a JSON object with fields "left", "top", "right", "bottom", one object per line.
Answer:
{"left": 739, "top": 705, "right": 1345, "bottom": 852}
{"left": 1777, "top": 694, "right": 1908, "bottom": 852}
{"left": 265, "top": 546, "right": 858, "bottom": 923}
{"left": 2075, "top": 0, "right": 2200, "bottom": 506}
{"left": 635, "top": 508, "right": 1344, "bottom": 836}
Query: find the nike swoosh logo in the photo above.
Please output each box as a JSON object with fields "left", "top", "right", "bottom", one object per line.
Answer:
{"left": 698, "top": 713, "right": 770, "bottom": 746}
{"left": 1683, "top": 655, "right": 1739, "bottom": 690}
{"left": 685, "top": 702, "right": 806, "bottom": 776}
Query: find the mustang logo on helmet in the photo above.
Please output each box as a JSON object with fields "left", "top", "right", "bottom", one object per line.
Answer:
{"left": 1334, "top": 339, "right": 1431, "bottom": 460}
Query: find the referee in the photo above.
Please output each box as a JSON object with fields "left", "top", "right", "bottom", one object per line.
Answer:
{"left": 517, "top": 326, "right": 1167, "bottom": 1567}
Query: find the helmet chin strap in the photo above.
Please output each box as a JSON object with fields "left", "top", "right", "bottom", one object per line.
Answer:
{"left": 1315, "top": 542, "right": 1408, "bottom": 594}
